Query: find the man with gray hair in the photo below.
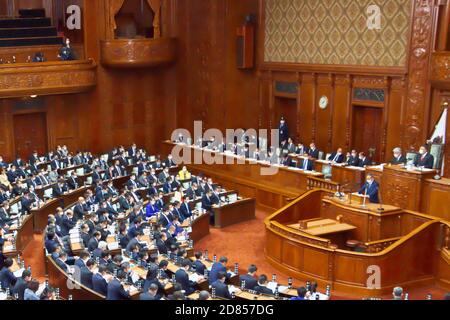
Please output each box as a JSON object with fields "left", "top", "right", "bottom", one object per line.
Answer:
{"left": 390, "top": 147, "right": 407, "bottom": 165}
{"left": 198, "top": 290, "right": 210, "bottom": 300}
{"left": 392, "top": 287, "right": 404, "bottom": 300}
{"left": 140, "top": 283, "right": 161, "bottom": 300}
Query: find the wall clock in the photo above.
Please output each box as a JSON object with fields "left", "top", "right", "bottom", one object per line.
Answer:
{"left": 319, "top": 96, "right": 329, "bottom": 109}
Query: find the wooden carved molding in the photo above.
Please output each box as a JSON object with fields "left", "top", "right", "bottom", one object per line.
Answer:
{"left": 404, "top": 0, "right": 435, "bottom": 150}
{"left": 100, "top": 38, "right": 176, "bottom": 68}
{"left": 0, "top": 60, "right": 97, "bottom": 98}
{"left": 430, "top": 51, "right": 450, "bottom": 89}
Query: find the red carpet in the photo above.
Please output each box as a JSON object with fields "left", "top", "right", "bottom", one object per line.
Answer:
{"left": 195, "top": 209, "right": 449, "bottom": 300}
{"left": 20, "top": 211, "right": 448, "bottom": 300}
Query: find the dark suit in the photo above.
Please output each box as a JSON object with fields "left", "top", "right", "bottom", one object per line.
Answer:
{"left": 347, "top": 156, "right": 360, "bottom": 166}
{"left": 414, "top": 153, "right": 434, "bottom": 169}
{"left": 328, "top": 153, "right": 345, "bottom": 163}
{"left": 358, "top": 181, "right": 380, "bottom": 204}
{"left": 193, "top": 260, "right": 206, "bottom": 276}
{"left": 239, "top": 274, "right": 258, "bottom": 290}
{"left": 209, "top": 262, "right": 228, "bottom": 285}
{"left": 254, "top": 285, "right": 273, "bottom": 295}
{"left": 0, "top": 267, "right": 17, "bottom": 289}
{"left": 60, "top": 215, "right": 76, "bottom": 236}
{"left": 80, "top": 266, "right": 94, "bottom": 289}
{"left": 202, "top": 194, "right": 213, "bottom": 212}
{"left": 390, "top": 155, "right": 407, "bottom": 165}
{"left": 12, "top": 277, "right": 28, "bottom": 300}
{"left": 179, "top": 202, "right": 193, "bottom": 220}
{"left": 175, "top": 269, "right": 196, "bottom": 295}
{"left": 87, "top": 237, "right": 99, "bottom": 252}
{"left": 308, "top": 148, "right": 319, "bottom": 159}
{"left": 92, "top": 273, "right": 108, "bottom": 296}
{"left": 279, "top": 123, "right": 289, "bottom": 143}
{"left": 107, "top": 279, "right": 130, "bottom": 300}
{"left": 299, "top": 158, "right": 314, "bottom": 171}
{"left": 211, "top": 280, "right": 231, "bottom": 299}
{"left": 67, "top": 176, "right": 79, "bottom": 190}
{"left": 358, "top": 157, "right": 372, "bottom": 167}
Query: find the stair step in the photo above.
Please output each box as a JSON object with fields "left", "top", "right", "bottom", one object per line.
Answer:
{"left": 0, "top": 26, "right": 57, "bottom": 39}
{"left": 0, "top": 36, "right": 63, "bottom": 48}
{"left": 19, "top": 9, "right": 46, "bottom": 18}
{"left": 0, "top": 17, "right": 51, "bottom": 28}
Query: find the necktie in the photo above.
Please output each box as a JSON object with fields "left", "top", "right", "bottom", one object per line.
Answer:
{"left": 304, "top": 160, "right": 308, "bottom": 170}
{"left": 333, "top": 154, "right": 339, "bottom": 162}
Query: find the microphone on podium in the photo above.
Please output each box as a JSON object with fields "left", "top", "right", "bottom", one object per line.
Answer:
{"left": 377, "top": 183, "right": 384, "bottom": 212}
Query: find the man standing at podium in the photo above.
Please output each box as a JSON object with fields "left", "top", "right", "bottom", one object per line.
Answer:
{"left": 358, "top": 173, "right": 379, "bottom": 203}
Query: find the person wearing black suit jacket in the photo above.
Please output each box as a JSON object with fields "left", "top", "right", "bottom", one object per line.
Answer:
{"left": 278, "top": 118, "right": 289, "bottom": 145}
{"left": 12, "top": 269, "right": 32, "bottom": 300}
{"left": 358, "top": 152, "right": 372, "bottom": 167}
{"left": 239, "top": 265, "right": 258, "bottom": 290}
{"left": 6, "top": 166, "right": 18, "bottom": 184}
{"left": 193, "top": 252, "right": 206, "bottom": 275}
{"left": 80, "top": 259, "right": 96, "bottom": 289}
{"left": 158, "top": 208, "right": 173, "bottom": 228}
{"left": 175, "top": 259, "right": 197, "bottom": 295}
{"left": 414, "top": 145, "right": 435, "bottom": 169}
{"left": 295, "top": 143, "right": 308, "bottom": 155}
{"left": 73, "top": 197, "right": 89, "bottom": 221}
{"left": 107, "top": 271, "right": 131, "bottom": 300}
{"left": 140, "top": 282, "right": 161, "bottom": 300}
{"left": 328, "top": 148, "right": 345, "bottom": 163}
{"left": 80, "top": 224, "right": 91, "bottom": 248}
{"left": 12, "top": 158, "right": 23, "bottom": 169}
{"left": 308, "top": 143, "right": 320, "bottom": 159}
{"left": 390, "top": 147, "right": 407, "bottom": 165}
{"left": 299, "top": 156, "right": 315, "bottom": 171}
{"left": 53, "top": 252, "right": 70, "bottom": 273}
{"left": 358, "top": 173, "right": 380, "bottom": 203}
{"left": 53, "top": 180, "right": 68, "bottom": 198}
{"left": 0, "top": 258, "right": 17, "bottom": 289}
{"left": 179, "top": 197, "right": 193, "bottom": 221}
{"left": 88, "top": 231, "right": 101, "bottom": 252}
{"left": 156, "top": 233, "right": 169, "bottom": 254}
{"left": 20, "top": 192, "right": 35, "bottom": 214}
{"left": 67, "top": 172, "right": 79, "bottom": 190}
{"left": 347, "top": 150, "right": 360, "bottom": 166}
{"left": 209, "top": 257, "right": 229, "bottom": 284}
{"left": 211, "top": 271, "right": 232, "bottom": 299}
{"left": 254, "top": 274, "right": 274, "bottom": 295}
{"left": 60, "top": 211, "right": 76, "bottom": 236}
{"left": 163, "top": 154, "right": 176, "bottom": 168}
{"left": 92, "top": 265, "right": 109, "bottom": 296}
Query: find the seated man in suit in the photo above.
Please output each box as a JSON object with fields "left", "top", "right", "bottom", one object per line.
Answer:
{"left": 67, "top": 171, "right": 79, "bottom": 190}
{"left": 179, "top": 197, "right": 193, "bottom": 221}
{"left": 106, "top": 270, "right": 131, "bottom": 300}
{"left": 60, "top": 210, "right": 76, "bottom": 236}
{"left": 140, "top": 282, "right": 161, "bottom": 300}
{"left": 308, "top": 143, "right": 320, "bottom": 159}
{"left": 193, "top": 251, "right": 206, "bottom": 275}
{"left": 328, "top": 148, "right": 345, "bottom": 163}
{"left": 358, "top": 152, "right": 371, "bottom": 167}
{"left": 253, "top": 274, "right": 274, "bottom": 295}
{"left": 175, "top": 259, "right": 197, "bottom": 295}
{"left": 299, "top": 155, "right": 315, "bottom": 171}
{"left": 358, "top": 173, "right": 379, "bottom": 203}
{"left": 239, "top": 264, "right": 258, "bottom": 290}
{"left": 92, "top": 265, "right": 110, "bottom": 296}
{"left": 0, "top": 257, "right": 17, "bottom": 290}
{"left": 211, "top": 271, "right": 232, "bottom": 299}
{"left": 347, "top": 150, "right": 360, "bottom": 166}
{"left": 414, "top": 145, "right": 435, "bottom": 169}
{"left": 209, "top": 256, "right": 230, "bottom": 285}
{"left": 390, "top": 147, "right": 407, "bottom": 165}
{"left": 52, "top": 179, "right": 68, "bottom": 198}
{"left": 80, "top": 258, "right": 96, "bottom": 290}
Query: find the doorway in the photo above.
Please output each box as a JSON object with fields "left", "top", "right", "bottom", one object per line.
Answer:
{"left": 274, "top": 96, "right": 298, "bottom": 142}
{"left": 351, "top": 105, "right": 383, "bottom": 163}
{"left": 13, "top": 112, "right": 48, "bottom": 160}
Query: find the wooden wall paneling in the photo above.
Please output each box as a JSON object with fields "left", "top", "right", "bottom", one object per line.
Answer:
{"left": 315, "top": 74, "right": 333, "bottom": 151}
{"left": 386, "top": 78, "right": 407, "bottom": 162}
{"left": 299, "top": 73, "right": 315, "bottom": 144}
{"left": 332, "top": 75, "right": 351, "bottom": 151}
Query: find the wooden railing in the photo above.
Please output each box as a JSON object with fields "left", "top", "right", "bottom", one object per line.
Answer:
{"left": 307, "top": 176, "right": 340, "bottom": 192}
{"left": 363, "top": 237, "right": 403, "bottom": 253}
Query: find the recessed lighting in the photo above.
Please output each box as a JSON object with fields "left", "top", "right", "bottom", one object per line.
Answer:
{"left": 30, "top": 95, "right": 37, "bottom": 98}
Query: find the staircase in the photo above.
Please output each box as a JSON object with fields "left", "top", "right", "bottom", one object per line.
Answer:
{"left": 0, "top": 9, "right": 63, "bottom": 48}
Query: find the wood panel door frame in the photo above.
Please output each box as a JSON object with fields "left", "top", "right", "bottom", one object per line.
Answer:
{"left": 350, "top": 103, "right": 385, "bottom": 164}
{"left": 12, "top": 110, "right": 49, "bottom": 160}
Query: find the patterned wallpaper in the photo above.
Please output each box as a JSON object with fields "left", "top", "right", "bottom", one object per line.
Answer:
{"left": 264, "top": 0, "right": 412, "bottom": 67}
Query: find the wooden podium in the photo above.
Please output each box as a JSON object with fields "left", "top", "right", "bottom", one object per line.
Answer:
{"left": 379, "top": 165, "right": 436, "bottom": 211}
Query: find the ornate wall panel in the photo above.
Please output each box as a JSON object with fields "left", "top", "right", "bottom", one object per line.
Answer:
{"left": 264, "top": 0, "right": 412, "bottom": 67}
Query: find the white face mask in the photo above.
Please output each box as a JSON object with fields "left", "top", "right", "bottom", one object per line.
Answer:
{"left": 419, "top": 149, "right": 425, "bottom": 155}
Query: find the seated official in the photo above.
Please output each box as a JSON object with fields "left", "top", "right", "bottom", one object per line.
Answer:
{"left": 0, "top": 257, "right": 17, "bottom": 289}
{"left": 106, "top": 270, "right": 131, "bottom": 300}
{"left": 358, "top": 152, "right": 371, "bottom": 167}
{"left": 414, "top": 145, "right": 435, "bottom": 169}
{"left": 80, "top": 259, "right": 96, "bottom": 290}
{"left": 299, "top": 156, "right": 315, "bottom": 171}
{"left": 92, "top": 265, "right": 110, "bottom": 296}
{"left": 307, "top": 143, "right": 319, "bottom": 159}
{"left": 390, "top": 147, "right": 407, "bottom": 165}
{"left": 328, "top": 148, "right": 345, "bottom": 163}
{"left": 193, "top": 251, "right": 206, "bottom": 275}
{"left": 140, "top": 283, "right": 161, "bottom": 300}
{"left": 175, "top": 259, "right": 197, "bottom": 295}
{"left": 347, "top": 150, "right": 360, "bottom": 166}
{"left": 253, "top": 274, "right": 273, "bottom": 295}
{"left": 24, "top": 279, "right": 41, "bottom": 300}
{"left": 209, "top": 256, "right": 230, "bottom": 284}
{"left": 198, "top": 290, "right": 210, "bottom": 300}
{"left": 12, "top": 269, "right": 32, "bottom": 300}
{"left": 358, "top": 173, "right": 379, "bottom": 203}
{"left": 211, "top": 271, "right": 232, "bottom": 299}
{"left": 178, "top": 166, "right": 191, "bottom": 180}
{"left": 239, "top": 264, "right": 258, "bottom": 290}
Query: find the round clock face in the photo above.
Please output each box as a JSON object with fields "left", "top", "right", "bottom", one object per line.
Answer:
{"left": 319, "top": 96, "right": 328, "bottom": 109}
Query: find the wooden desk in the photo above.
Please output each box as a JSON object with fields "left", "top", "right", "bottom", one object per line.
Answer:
{"left": 213, "top": 198, "right": 256, "bottom": 228}
{"left": 378, "top": 165, "right": 436, "bottom": 211}
{"left": 181, "top": 212, "right": 210, "bottom": 243}
{"left": 421, "top": 178, "right": 450, "bottom": 221}
{"left": 234, "top": 291, "right": 276, "bottom": 301}
{"left": 9, "top": 214, "right": 34, "bottom": 252}
{"left": 31, "top": 198, "right": 60, "bottom": 233}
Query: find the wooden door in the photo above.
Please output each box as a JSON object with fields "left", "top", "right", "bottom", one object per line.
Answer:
{"left": 274, "top": 97, "right": 298, "bottom": 142}
{"left": 351, "top": 105, "right": 383, "bottom": 163}
{"left": 13, "top": 113, "right": 48, "bottom": 160}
